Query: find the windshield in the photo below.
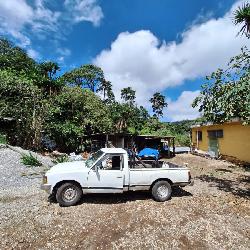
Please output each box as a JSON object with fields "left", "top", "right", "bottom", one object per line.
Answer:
{"left": 85, "top": 150, "right": 104, "bottom": 168}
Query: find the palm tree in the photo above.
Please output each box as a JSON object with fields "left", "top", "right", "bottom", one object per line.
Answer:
{"left": 39, "top": 61, "right": 61, "bottom": 95}
{"left": 121, "top": 87, "right": 136, "bottom": 105}
{"left": 97, "top": 80, "right": 113, "bottom": 100}
{"left": 40, "top": 61, "right": 60, "bottom": 80}
{"left": 150, "top": 92, "right": 168, "bottom": 118}
{"left": 234, "top": 2, "right": 250, "bottom": 38}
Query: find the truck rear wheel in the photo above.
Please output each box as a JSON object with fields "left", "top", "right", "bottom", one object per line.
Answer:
{"left": 151, "top": 180, "right": 172, "bottom": 202}
{"left": 56, "top": 182, "right": 83, "bottom": 207}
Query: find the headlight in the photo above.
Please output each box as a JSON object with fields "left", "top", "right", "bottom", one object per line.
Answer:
{"left": 42, "top": 175, "right": 48, "bottom": 184}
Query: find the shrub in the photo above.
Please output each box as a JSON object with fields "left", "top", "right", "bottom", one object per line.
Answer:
{"left": 0, "top": 133, "right": 6, "bottom": 144}
{"left": 21, "top": 153, "right": 42, "bottom": 167}
{"left": 52, "top": 155, "right": 69, "bottom": 164}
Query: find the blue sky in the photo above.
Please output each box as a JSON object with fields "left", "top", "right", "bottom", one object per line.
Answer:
{"left": 0, "top": 0, "right": 248, "bottom": 121}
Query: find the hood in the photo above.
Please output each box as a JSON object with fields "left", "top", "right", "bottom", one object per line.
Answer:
{"left": 46, "top": 160, "right": 88, "bottom": 175}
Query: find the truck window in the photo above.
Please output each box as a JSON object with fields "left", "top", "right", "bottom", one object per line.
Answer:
{"left": 86, "top": 150, "right": 104, "bottom": 168}
{"left": 100, "top": 154, "right": 123, "bottom": 170}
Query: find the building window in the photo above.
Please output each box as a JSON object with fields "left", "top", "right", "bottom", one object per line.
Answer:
{"left": 207, "top": 130, "right": 223, "bottom": 138}
{"left": 197, "top": 131, "right": 202, "bottom": 141}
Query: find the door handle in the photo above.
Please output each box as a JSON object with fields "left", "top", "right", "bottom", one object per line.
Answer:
{"left": 117, "top": 176, "right": 123, "bottom": 178}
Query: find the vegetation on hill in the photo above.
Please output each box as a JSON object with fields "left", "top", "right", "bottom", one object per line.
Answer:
{"left": 1, "top": 37, "right": 192, "bottom": 152}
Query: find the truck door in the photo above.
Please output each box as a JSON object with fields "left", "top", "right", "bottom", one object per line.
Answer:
{"left": 86, "top": 153, "right": 124, "bottom": 193}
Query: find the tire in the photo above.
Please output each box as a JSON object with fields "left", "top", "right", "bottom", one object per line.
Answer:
{"left": 151, "top": 180, "right": 172, "bottom": 202}
{"left": 56, "top": 182, "right": 83, "bottom": 207}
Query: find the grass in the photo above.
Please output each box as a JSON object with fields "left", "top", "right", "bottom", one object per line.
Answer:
{"left": 21, "top": 153, "right": 42, "bottom": 167}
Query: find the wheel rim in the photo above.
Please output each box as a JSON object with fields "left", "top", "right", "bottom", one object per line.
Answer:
{"left": 157, "top": 185, "right": 169, "bottom": 199}
{"left": 62, "top": 186, "right": 77, "bottom": 202}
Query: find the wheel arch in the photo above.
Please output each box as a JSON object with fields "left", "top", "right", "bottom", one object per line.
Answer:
{"left": 150, "top": 178, "right": 173, "bottom": 190}
{"left": 52, "top": 180, "right": 82, "bottom": 194}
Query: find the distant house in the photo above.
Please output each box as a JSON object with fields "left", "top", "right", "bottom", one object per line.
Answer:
{"left": 191, "top": 120, "right": 250, "bottom": 163}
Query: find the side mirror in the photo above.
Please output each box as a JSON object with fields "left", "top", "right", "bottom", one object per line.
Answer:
{"left": 101, "top": 160, "right": 106, "bottom": 169}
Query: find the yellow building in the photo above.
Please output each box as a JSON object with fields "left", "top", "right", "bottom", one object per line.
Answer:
{"left": 191, "top": 121, "right": 250, "bottom": 163}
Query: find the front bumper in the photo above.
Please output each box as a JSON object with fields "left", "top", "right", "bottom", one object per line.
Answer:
{"left": 40, "top": 184, "right": 52, "bottom": 193}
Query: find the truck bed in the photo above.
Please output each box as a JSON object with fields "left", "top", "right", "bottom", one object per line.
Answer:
{"left": 129, "top": 160, "right": 184, "bottom": 169}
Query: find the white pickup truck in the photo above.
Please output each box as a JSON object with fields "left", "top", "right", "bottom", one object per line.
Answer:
{"left": 41, "top": 148, "right": 193, "bottom": 206}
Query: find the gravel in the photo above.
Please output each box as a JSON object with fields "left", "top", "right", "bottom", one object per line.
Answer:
{"left": 0, "top": 146, "right": 249, "bottom": 250}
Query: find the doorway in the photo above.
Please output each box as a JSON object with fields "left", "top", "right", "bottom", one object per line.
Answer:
{"left": 208, "top": 138, "right": 219, "bottom": 158}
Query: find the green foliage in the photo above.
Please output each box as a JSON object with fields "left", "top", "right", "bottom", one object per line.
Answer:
{"left": 21, "top": 153, "right": 42, "bottom": 167}
{"left": 0, "top": 133, "right": 6, "bottom": 144}
{"left": 139, "top": 119, "right": 193, "bottom": 146}
{"left": 234, "top": 2, "right": 250, "bottom": 38}
{"left": 62, "top": 64, "right": 104, "bottom": 92}
{"left": 0, "top": 69, "right": 47, "bottom": 149}
{"left": 192, "top": 47, "right": 250, "bottom": 124}
{"left": 174, "top": 134, "right": 190, "bottom": 147}
{"left": 0, "top": 38, "right": 36, "bottom": 75}
{"left": 40, "top": 61, "right": 60, "bottom": 80}
{"left": 97, "top": 80, "right": 114, "bottom": 101}
{"left": 52, "top": 155, "right": 69, "bottom": 164}
{"left": 109, "top": 102, "right": 149, "bottom": 133}
{"left": 46, "top": 87, "right": 112, "bottom": 151}
{"left": 121, "top": 87, "right": 136, "bottom": 105}
{"left": 0, "top": 37, "right": 194, "bottom": 151}
{"left": 0, "top": 39, "right": 112, "bottom": 152}
{"left": 150, "top": 92, "right": 168, "bottom": 118}
{"left": 37, "top": 61, "right": 64, "bottom": 96}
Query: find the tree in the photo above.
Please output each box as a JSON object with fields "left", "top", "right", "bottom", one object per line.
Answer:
{"left": 38, "top": 61, "right": 63, "bottom": 95}
{"left": 106, "top": 88, "right": 115, "bottom": 104}
{"left": 234, "top": 2, "right": 250, "bottom": 38}
{"left": 121, "top": 87, "right": 136, "bottom": 105}
{"left": 0, "top": 70, "right": 46, "bottom": 149}
{"left": 46, "top": 87, "right": 112, "bottom": 152}
{"left": 109, "top": 102, "right": 149, "bottom": 133}
{"left": 62, "top": 64, "right": 105, "bottom": 92}
{"left": 40, "top": 61, "right": 60, "bottom": 80}
{"left": 150, "top": 92, "right": 168, "bottom": 118}
{"left": 192, "top": 47, "right": 250, "bottom": 124}
{"left": 97, "top": 79, "right": 113, "bottom": 100}
{"left": 0, "top": 38, "right": 37, "bottom": 75}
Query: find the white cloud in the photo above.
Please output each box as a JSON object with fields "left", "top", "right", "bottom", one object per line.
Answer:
{"left": 56, "top": 47, "right": 71, "bottom": 57}
{"left": 0, "top": 0, "right": 61, "bottom": 48}
{"left": 57, "top": 56, "right": 65, "bottom": 63}
{"left": 0, "top": 0, "right": 103, "bottom": 51}
{"left": 64, "top": 0, "right": 104, "bottom": 26}
{"left": 27, "top": 48, "right": 40, "bottom": 60}
{"left": 166, "top": 91, "right": 201, "bottom": 121}
{"left": 0, "top": 0, "right": 33, "bottom": 46}
{"left": 32, "top": 0, "right": 61, "bottom": 34}
{"left": 94, "top": 0, "right": 248, "bottom": 120}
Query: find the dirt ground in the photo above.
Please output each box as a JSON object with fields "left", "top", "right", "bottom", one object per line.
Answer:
{"left": 0, "top": 148, "right": 249, "bottom": 250}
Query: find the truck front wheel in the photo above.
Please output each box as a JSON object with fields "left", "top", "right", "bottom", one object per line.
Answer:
{"left": 56, "top": 182, "right": 83, "bottom": 207}
{"left": 151, "top": 180, "right": 172, "bottom": 202}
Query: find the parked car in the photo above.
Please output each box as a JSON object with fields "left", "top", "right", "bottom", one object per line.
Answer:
{"left": 41, "top": 148, "right": 193, "bottom": 206}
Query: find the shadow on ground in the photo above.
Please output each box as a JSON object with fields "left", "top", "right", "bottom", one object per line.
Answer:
{"left": 48, "top": 187, "right": 193, "bottom": 205}
{"left": 215, "top": 168, "right": 233, "bottom": 173}
{"left": 197, "top": 175, "right": 250, "bottom": 199}
{"left": 80, "top": 187, "right": 192, "bottom": 204}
